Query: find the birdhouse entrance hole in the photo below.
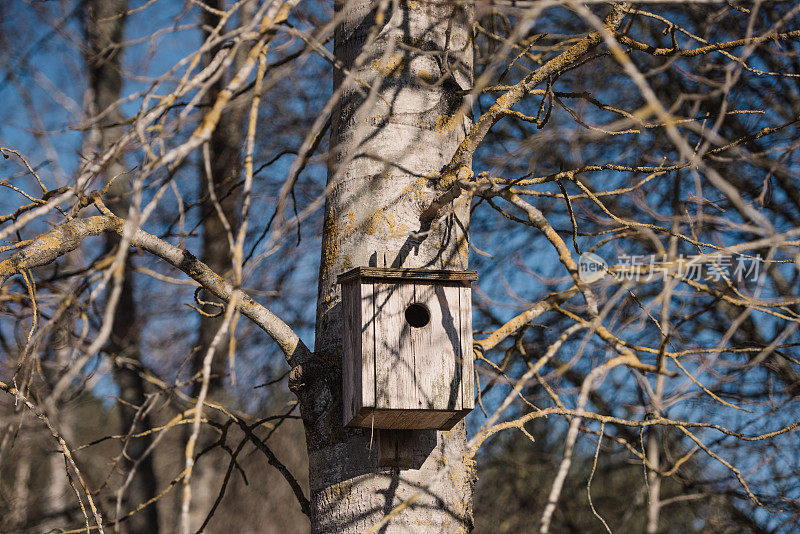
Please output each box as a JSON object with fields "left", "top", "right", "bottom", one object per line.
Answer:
{"left": 404, "top": 303, "right": 430, "bottom": 328}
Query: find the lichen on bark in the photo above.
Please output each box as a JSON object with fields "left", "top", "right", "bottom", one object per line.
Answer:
{"left": 308, "top": 1, "right": 476, "bottom": 532}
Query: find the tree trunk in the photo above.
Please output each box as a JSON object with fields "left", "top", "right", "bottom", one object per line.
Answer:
{"left": 307, "top": 1, "right": 475, "bottom": 531}
{"left": 11, "top": 448, "right": 30, "bottom": 527}
{"left": 195, "top": 0, "right": 251, "bottom": 395}
{"left": 188, "top": 1, "right": 252, "bottom": 529}
{"left": 85, "top": 2, "right": 160, "bottom": 531}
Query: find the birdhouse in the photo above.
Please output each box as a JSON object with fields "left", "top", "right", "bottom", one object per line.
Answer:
{"left": 338, "top": 267, "right": 477, "bottom": 430}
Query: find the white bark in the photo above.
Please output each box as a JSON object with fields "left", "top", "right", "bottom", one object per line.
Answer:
{"left": 309, "top": 1, "right": 475, "bottom": 532}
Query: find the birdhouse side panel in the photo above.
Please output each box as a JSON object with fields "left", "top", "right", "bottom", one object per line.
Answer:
{"left": 412, "top": 282, "right": 463, "bottom": 411}
{"left": 459, "top": 285, "right": 475, "bottom": 410}
{"left": 341, "top": 280, "right": 377, "bottom": 427}
{"left": 360, "top": 280, "right": 376, "bottom": 411}
{"left": 341, "top": 280, "right": 359, "bottom": 426}
{"left": 374, "top": 282, "right": 416, "bottom": 410}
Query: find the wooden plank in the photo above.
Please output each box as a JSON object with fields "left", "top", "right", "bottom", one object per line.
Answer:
{"left": 361, "top": 281, "right": 376, "bottom": 411}
{"left": 440, "top": 284, "right": 464, "bottom": 412}
{"left": 341, "top": 281, "right": 356, "bottom": 425}
{"left": 411, "top": 282, "right": 461, "bottom": 411}
{"left": 410, "top": 282, "right": 430, "bottom": 411}
{"left": 459, "top": 285, "right": 475, "bottom": 410}
{"left": 373, "top": 409, "right": 458, "bottom": 429}
{"left": 374, "top": 282, "right": 415, "bottom": 410}
{"left": 338, "top": 266, "right": 477, "bottom": 284}
{"left": 348, "top": 408, "right": 469, "bottom": 430}
{"left": 376, "top": 429, "right": 436, "bottom": 468}
{"left": 440, "top": 410, "right": 471, "bottom": 431}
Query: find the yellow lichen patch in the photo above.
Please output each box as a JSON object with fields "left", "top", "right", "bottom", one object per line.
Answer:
{"left": 341, "top": 254, "right": 353, "bottom": 271}
{"left": 319, "top": 208, "right": 339, "bottom": 278}
{"left": 456, "top": 235, "right": 469, "bottom": 262}
{"left": 439, "top": 165, "right": 473, "bottom": 190}
{"left": 321, "top": 481, "right": 353, "bottom": 502}
{"left": 340, "top": 208, "right": 408, "bottom": 240}
{"left": 259, "top": 1, "right": 292, "bottom": 32}
{"left": 397, "top": 35, "right": 424, "bottom": 48}
{"left": 401, "top": 177, "right": 432, "bottom": 204}
{"left": 362, "top": 208, "right": 408, "bottom": 238}
{"left": 433, "top": 107, "right": 467, "bottom": 137}
{"left": 341, "top": 211, "right": 356, "bottom": 237}
{"left": 320, "top": 292, "right": 334, "bottom": 310}
{"left": 0, "top": 216, "right": 120, "bottom": 281}
{"left": 444, "top": 453, "right": 477, "bottom": 510}
{"left": 371, "top": 54, "right": 407, "bottom": 77}
{"left": 463, "top": 454, "right": 477, "bottom": 472}
{"left": 416, "top": 69, "right": 437, "bottom": 84}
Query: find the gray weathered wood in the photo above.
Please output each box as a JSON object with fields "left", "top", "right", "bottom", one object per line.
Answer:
{"left": 374, "top": 282, "right": 415, "bottom": 409}
{"left": 361, "top": 280, "right": 376, "bottom": 412}
{"left": 338, "top": 266, "right": 477, "bottom": 284}
{"left": 377, "top": 429, "right": 436, "bottom": 469}
{"left": 342, "top": 276, "right": 474, "bottom": 430}
{"left": 342, "top": 279, "right": 378, "bottom": 427}
{"left": 415, "top": 282, "right": 460, "bottom": 411}
{"left": 441, "top": 284, "right": 465, "bottom": 411}
{"left": 349, "top": 409, "right": 461, "bottom": 430}
{"left": 459, "top": 285, "right": 475, "bottom": 410}
{"left": 341, "top": 280, "right": 357, "bottom": 425}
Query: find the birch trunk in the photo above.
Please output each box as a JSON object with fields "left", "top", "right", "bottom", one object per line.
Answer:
{"left": 306, "top": 1, "right": 475, "bottom": 531}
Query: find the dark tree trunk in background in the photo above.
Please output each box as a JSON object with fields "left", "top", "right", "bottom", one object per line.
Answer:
{"left": 305, "top": 1, "right": 475, "bottom": 531}
{"left": 84, "top": 1, "right": 159, "bottom": 532}
{"left": 195, "top": 0, "right": 251, "bottom": 395}
{"left": 187, "top": 0, "right": 252, "bottom": 529}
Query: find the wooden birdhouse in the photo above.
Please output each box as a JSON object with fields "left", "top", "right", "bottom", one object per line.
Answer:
{"left": 338, "top": 267, "right": 477, "bottom": 430}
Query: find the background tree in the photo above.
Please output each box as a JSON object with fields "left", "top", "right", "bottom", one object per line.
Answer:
{"left": 0, "top": 1, "right": 799, "bottom": 533}
{"left": 83, "top": 1, "right": 160, "bottom": 530}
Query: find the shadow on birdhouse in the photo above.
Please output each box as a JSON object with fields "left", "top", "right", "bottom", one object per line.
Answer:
{"left": 338, "top": 266, "right": 477, "bottom": 432}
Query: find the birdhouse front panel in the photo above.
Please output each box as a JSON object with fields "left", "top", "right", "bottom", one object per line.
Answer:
{"left": 338, "top": 267, "right": 476, "bottom": 430}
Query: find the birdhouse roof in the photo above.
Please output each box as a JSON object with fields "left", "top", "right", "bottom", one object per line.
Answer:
{"left": 337, "top": 267, "right": 477, "bottom": 285}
